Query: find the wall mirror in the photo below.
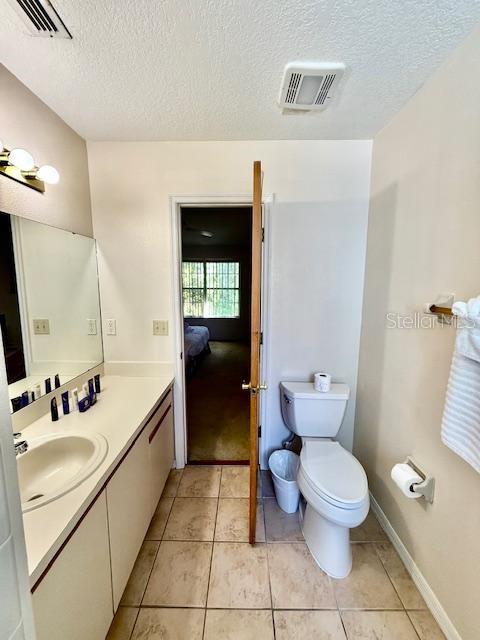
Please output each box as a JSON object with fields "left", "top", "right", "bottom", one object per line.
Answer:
{"left": 0, "top": 212, "right": 103, "bottom": 413}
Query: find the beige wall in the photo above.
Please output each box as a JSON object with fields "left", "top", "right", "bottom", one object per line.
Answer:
{"left": 0, "top": 66, "right": 84, "bottom": 640}
{"left": 88, "top": 140, "right": 372, "bottom": 464}
{"left": 0, "top": 65, "right": 92, "bottom": 236}
{"left": 355, "top": 27, "right": 480, "bottom": 640}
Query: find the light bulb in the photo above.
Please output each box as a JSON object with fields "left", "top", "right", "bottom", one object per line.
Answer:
{"left": 37, "top": 165, "right": 60, "bottom": 185}
{"left": 0, "top": 140, "right": 3, "bottom": 153}
{"left": 9, "top": 148, "right": 34, "bottom": 171}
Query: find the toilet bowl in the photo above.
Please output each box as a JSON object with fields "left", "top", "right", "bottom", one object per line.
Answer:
{"left": 298, "top": 438, "right": 369, "bottom": 577}
{"left": 280, "top": 381, "right": 369, "bottom": 578}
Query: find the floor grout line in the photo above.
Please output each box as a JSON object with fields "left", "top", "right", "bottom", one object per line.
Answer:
{"left": 123, "top": 606, "right": 140, "bottom": 640}
{"left": 371, "top": 541, "right": 410, "bottom": 614}
{"left": 137, "top": 540, "right": 161, "bottom": 609}
{"left": 262, "top": 495, "right": 277, "bottom": 637}
{"left": 133, "top": 604, "right": 425, "bottom": 611}
{"left": 201, "top": 486, "right": 221, "bottom": 639}
{"left": 113, "top": 470, "right": 437, "bottom": 638}
{"left": 138, "top": 476, "right": 178, "bottom": 609}
{"left": 405, "top": 610, "right": 426, "bottom": 640}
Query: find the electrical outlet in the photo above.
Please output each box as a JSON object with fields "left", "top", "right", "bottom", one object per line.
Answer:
{"left": 33, "top": 319, "right": 50, "bottom": 335}
{"left": 153, "top": 320, "right": 168, "bottom": 336}
{"left": 87, "top": 318, "right": 97, "bottom": 335}
{"left": 105, "top": 319, "right": 116, "bottom": 336}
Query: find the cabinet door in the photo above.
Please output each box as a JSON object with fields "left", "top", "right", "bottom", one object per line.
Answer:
{"left": 107, "top": 427, "right": 151, "bottom": 610}
{"left": 148, "top": 397, "right": 174, "bottom": 514}
{"left": 32, "top": 492, "right": 112, "bottom": 640}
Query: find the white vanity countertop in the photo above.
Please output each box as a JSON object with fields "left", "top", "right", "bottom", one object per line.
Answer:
{"left": 20, "top": 374, "right": 174, "bottom": 587}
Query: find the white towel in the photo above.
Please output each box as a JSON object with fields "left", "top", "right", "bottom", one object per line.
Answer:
{"left": 441, "top": 296, "right": 480, "bottom": 472}
{"left": 452, "top": 297, "right": 480, "bottom": 362}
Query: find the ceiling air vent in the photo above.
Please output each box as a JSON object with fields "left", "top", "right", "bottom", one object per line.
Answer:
{"left": 279, "top": 62, "right": 345, "bottom": 111}
{"left": 7, "top": 0, "right": 72, "bottom": 38}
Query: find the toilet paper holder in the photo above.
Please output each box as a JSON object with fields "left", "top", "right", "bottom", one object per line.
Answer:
{"left": 404, "top": 456, "right": 435, "bottom": 503}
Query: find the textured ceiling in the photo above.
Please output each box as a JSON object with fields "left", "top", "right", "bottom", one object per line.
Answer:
{"left": 1, "top": 1, "right": 479, "bottom": 140}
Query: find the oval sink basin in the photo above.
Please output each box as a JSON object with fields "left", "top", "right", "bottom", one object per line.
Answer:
{"left": 17, "top": 431, "right": 108, "bottom": 512}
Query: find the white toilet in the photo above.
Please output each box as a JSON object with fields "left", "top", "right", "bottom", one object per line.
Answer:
{"left": 280, "top": 381, "right": 369, "bottom": 578}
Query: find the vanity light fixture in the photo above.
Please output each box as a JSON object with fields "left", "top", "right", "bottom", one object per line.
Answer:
{"left": 36, "top": 165, "right": 60, "bottom": 185}
{"left": 0, "top": 140, "right": 60, "bottom": 193}
{"left": 9, "top": 148, "right": 35, "bottom": 171}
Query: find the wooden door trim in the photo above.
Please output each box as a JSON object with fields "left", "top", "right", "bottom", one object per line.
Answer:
{"left": 169, "top": 194, "right": 272, "bottom": 473}
{"left": 249, "top": 161, "right": 262, "bottom": 544}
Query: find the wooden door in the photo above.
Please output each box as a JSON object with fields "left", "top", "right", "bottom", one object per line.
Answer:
{"left": 244, "top": 160, "right": 265, "bottom": 544}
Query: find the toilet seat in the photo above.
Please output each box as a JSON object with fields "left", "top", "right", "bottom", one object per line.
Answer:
{"left": 300, "top": 439, "right": 368, "bottom": 510}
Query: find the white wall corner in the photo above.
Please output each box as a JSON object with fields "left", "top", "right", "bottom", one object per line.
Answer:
{"left": 369, "top": 492, "right": 462, "bottom": 640}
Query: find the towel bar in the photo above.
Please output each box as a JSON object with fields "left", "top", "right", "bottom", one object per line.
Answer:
{"left": 429, "top": 304, "right": 454, "bottom": 316}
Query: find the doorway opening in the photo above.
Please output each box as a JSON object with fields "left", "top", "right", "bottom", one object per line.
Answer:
{"left": 180, "top": 206, "right": 253, "bottom": 464}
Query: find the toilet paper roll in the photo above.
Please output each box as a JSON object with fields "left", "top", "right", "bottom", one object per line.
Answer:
{"left": 391, "top": 463, "right": 423, "bottom": 499}
{"left": 314, "top": 372, "right": 331, "bottom": 392}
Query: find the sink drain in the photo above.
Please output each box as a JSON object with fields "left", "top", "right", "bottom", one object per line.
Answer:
{"left": 27, "top": 493, "right": 44, "bottom": 502}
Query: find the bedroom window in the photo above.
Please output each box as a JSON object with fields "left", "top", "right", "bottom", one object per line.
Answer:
{"left": 182, "top": 261, "right": 240, "bottom": 318}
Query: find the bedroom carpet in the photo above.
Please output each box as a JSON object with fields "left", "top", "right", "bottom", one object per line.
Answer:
{"left": 187, "top": 341, "right": 250, "bottom": 462}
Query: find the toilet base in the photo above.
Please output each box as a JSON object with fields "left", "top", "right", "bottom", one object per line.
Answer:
{"left": 299, "top": 500, "right": 352, "bottom": 578}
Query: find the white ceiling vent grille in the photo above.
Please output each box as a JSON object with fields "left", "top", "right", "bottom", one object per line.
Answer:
{"left": 7, "top": 0, "right": 72, "bottom": 38}
{"left": 279, "top": 62, "right": 345, "bottom": 111}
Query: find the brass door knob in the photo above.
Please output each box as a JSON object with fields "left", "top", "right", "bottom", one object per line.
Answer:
{"left": 241, "top": 382, "right": 268, "bottom": 392}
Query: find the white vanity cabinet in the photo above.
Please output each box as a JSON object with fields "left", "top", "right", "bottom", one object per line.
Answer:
{"left": 107, "top": 425, "right": 152, "bottom": 609}
{"left": 147, "top": 389, "right": 174, "bottom": 515}
{"left": 32, "top": 492, "right": 113, "bottom": 640}
{"left": 30, "top": 383, "right": 175, "bottom": 634}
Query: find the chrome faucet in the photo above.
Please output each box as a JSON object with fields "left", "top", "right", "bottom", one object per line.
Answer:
{"left": 13, "top": 432, "right": 28, "bottom": 457}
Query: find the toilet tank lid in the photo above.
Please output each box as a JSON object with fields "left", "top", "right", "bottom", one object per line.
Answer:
{"left": 281, "top": 381, "right": 350, "bottom": 400}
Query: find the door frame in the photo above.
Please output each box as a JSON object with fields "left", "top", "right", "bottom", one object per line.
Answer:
{"left": 169, "top": 193, "right": 273, "bottom": 469}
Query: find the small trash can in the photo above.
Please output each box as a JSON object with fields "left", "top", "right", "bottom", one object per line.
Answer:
{"left": 268, "top": 449, "right": 300, "bottom": 513}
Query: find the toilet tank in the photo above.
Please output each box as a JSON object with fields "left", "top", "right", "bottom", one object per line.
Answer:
{"left": 280, "top": 381, "right": 349, "bottom": 437}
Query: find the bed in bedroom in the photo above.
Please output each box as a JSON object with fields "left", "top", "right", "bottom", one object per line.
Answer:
{"left": 184, "top": 322, "right": 210, "bottom": 374}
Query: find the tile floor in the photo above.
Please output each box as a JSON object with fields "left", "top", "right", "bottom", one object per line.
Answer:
{"left": 106, "top": 466, "right": 446, "bottom": 640}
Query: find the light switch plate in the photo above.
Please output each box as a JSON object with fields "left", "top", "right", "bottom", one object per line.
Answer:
{"left": 106, "top": 319, "right": 116, "bottom": 335}
{"left": 153, "top": 320, "right": 168, "bottom": 336}
{"left": 87, "top": 318, "right": 97, "bottom": 335}
{"left": 33, "top": 319, "right": 50, "bottom": 335}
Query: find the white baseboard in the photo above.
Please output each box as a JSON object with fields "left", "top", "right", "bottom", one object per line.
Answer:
{"left": 369, "top": 492, "right": 461, "bottom": 640}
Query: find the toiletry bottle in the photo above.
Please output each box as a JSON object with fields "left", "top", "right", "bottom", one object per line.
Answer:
{"left": 45, "top": 378, "right": 52, "bottom": 394}
{"left": 88, "top": 378, "right": 94, "bottom": 396}
{"left": 78, "top": 395, "right": 91, "bottom": 413}
{"left": 71, "top": 388, "right": 79, "bottom": 411}
{"left": 51, "top": 397, "right": 59, "bottom": 422}
{"left": 11, "top": 397, "right": 22, "bottom": 413}
{"left": 21, "top": 391, "right": 29, "bottom": 407}
{"left": 34, "top": 383, "right": 41, "bottom": 399}
{"left": 28, "top": 390, "right": 35, "bottom": 403}
{"left": 94, "top": 374, "right": 101, "bottom": 393}
{"left": 54, "top": 374, "right": 61, "bottom": 389}
{"left": 61, "top": 391, "right": 70, "bottom": 415}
